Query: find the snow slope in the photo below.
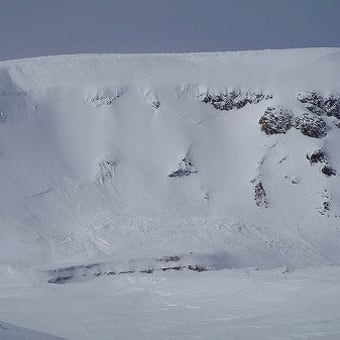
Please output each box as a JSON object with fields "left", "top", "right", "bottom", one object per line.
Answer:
{"left": 1, "top": 48, "right": 340, "bottom": 340}
{"left": 0, "top": 48, "right": 340, "bottom": 275}
{"left": 0, "top": 321, "right": 65, "bottom": 339}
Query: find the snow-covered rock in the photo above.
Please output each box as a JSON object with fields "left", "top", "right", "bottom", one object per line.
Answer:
{"left": 168, "top": 156, "right": 198, "bottom": 178}
{"left": 254, "top": 181, "right": 268, "bottom": 208}
{"left": 306, "top": 148, "right": 327, "bottom": 165}
{"left": 294, "top": 113, "right": 328, "bottom": 138}
{"left": 259, "top": 107, "right": 293, "bottom": 135}
{"left": 201, "top": 90, "right": 271, "bottom": 111}
{"left": 95, "top": 157, "right": 117, "bottom": 184}
{"left": 297, "top": 91, "right": 340, "bottom": 119}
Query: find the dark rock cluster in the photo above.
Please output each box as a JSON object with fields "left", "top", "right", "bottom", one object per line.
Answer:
{"left": 88, "top": 93, "right": 116, "bottom": 106}
{"left": 259, "top": 91, "right": 340, "bottom": 138}
{"left": 306, "top": 149, "right": 336, "bottom": 177}
{"left": 168, "top": 157, "right": 198, "bottom": 178}
{"left": 317, "top": 189, "right": 332, "bottom": 216}
{"left": 306, "top": 149, "right": 326, "bottom": 165}
{"left": 156, "top": 255, "right": 181, "bottom": 262}
{"left": 294, "top": 113, "right": 327, "bottom": 138}
{"left": 297, "top": 92, "right": 340, "bottom": 119}
{"left": 258, "top": 107, "right": 293, "bottom": 135}
{"left": 254, "top": 181, "right": 268, "bottom": 208}
{"left": 87, "top": 88, "right": 125, "bottom": 107}
{"left": 47, "top": 255, "right": 211, "bottom": 284}
{"left": 151, "top": 99, "right": 161, "bottom": 109}
{"left": 321, "top": 164, "right": 336, "bottom": 177}
{"left": 259, "top": 108, "right": 327, "bottom": 138}
{"left": 202, "top": 91, "right": 272, "bottom": 111}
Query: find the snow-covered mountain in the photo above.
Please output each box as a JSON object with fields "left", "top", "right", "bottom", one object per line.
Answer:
{"left": 1, "top": 48, "right": 340, "bottom": 280}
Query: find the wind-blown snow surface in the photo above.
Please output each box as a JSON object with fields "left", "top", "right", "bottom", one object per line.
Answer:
{"left": 1, "top": 48, "right": 340, "bottom": 339}
{"left": 0, "top": 321, "right": 65, "bottom": 340}
{"left": 1, "top": 267, "right": 340, "bottom": 340}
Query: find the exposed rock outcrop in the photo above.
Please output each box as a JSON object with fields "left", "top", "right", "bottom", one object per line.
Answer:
{"left": 168, "top": 157, "right": 198, "bottom": 178}
{"left": 156, "top": 255, "right": 181, "bottom": 263}
{"left": 151, "top": 100, "right": 160, "bottom": 109}
{"left": 258, "top": 107, "right": 293, "bottom": 135}
{"left": 297, "top": 91, "right": 340, "bottom": 119}
{"left": 145, "top": 91, "right": 161, "bottom": 109}
{"left": 87, "top": 88, "right": 125, "bottom": 107}
{"left": 306, "top": 149, "right": 336, "bottom": 177}
{"left": 294, "top": 113, "right": 327, "bottom": 138}
{"left": 254, "top": 181, "right": 268, "bottom": 208}
{"left": 306, "top": 149, "right": 326, "bottom": 165}
{"left": 202, "top": 90, "right": 272, "bottom": 111}
{"left": 317, "top": 189, "right": 332, "bottom": 216}
{"left": 321, "top": 164, "right": 336, "bottom": 177}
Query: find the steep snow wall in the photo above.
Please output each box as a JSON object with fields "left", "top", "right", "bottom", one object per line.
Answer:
{"left": 1, "top": 48, "right": 340, "bottom": 273}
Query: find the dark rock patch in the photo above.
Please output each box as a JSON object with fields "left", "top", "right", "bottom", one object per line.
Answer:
{"left": 156, "top": 255, "right": 181, "bottom": 263}
{"left": 87, "top": 88, "right": 125, "bottom": 107}
{"left": 168, "top": 157, "right": 198, "bottom": 178}
{"left": 140, "top": 269, "right": 154, "bottom": 274}
{"left": 145, "top": 91, "right": 160, "bottom": 109}
{"left": 321, "top": 164, "right": 336, "bottom": 177}
{"left": 317, "top": 189, "right": 332, "bottom": 216}
{"left": 324, "top": 95, "right": 340, "bottom": 119}
{"left": 118, "top": 270, "right": 134, "bottom": 275}
{"left": 48, "top": 275, "right": 73, "bottom": 284}
{"left": 297, "top": 92, "right": 324, "bottom": 115}
{"left": 162, "top": 266, "right": 181, "bottom": 271}
{"left": 323, "top": 201, "right": 331, "bottom": 211}
{"left": 278, "top": 156, "right": 287, "bottom": 164}
{"left": 186, "top": 264, "right": 207, "bottom": 272}
{"left": 254, "top": 182, "right": 268, "bottom": 208}
{"left": 47, "top": 253, "right": 227, "bottom": 284}
{"left": 259, "top": 107, "right": 293, "bottom": 135}
{"left": 297, "top": 92, "right": 340, "bottom": 119}
{"left": 306, "top": 149, "right": 336, "bottom": 177}
{"left": 291, "top": 178, "right": 299, "bottom": 184}
{"left": 307, "top": 149, "right": 326, "bottom": 165}
{"left": 151, "top": 99, "right": 160, "bottom": 109}
{"left": 202, "top": 90, "right": 272, "bottom": 111}
{"left": 294, "top": 113, "right": 327, "bottom": 138}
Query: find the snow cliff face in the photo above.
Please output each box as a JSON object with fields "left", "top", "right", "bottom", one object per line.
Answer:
{"left": 1, "top": 48, "right": 340, "bottom": 274}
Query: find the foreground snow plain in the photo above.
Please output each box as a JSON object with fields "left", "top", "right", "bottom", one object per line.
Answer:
{"left": 1, "top": 48, "right": 340, "bottom": 338}
{"left": 1, "top": 267, "right": 340, "bottom": 339}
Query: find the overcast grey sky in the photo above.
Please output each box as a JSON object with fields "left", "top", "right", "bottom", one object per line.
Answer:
{"left": 0, "top": 0, "right": 339, "bottom": 60}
